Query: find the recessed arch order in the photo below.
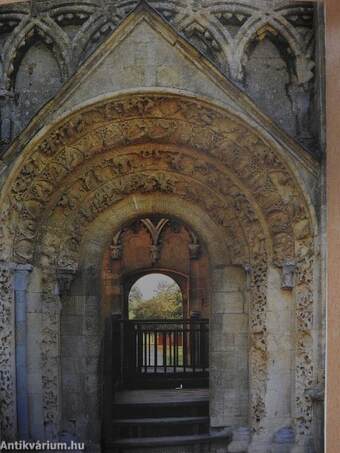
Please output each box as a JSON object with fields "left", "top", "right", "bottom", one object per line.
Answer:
{"left": 0, "top": 92, "right": 318, "bottom": 444}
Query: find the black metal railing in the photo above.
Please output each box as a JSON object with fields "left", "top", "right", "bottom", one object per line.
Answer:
{"left": 111, "top": 318, "right": 209, "bottom": 388}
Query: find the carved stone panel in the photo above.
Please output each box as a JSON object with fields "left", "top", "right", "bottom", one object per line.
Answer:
{"left": 0, "top": 265, "right": 16, "bottom": 440}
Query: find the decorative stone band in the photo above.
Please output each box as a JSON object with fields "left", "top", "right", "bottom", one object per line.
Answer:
{"left": 0, "top": 264, "right": 16, "bottom": 441}
{"left": 13, "top": 264, "right": 33, "bottom": 440}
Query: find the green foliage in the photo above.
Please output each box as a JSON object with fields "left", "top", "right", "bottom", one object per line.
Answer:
{"left": 129, "top": 281, "right": 183, "bottom": 320}
{"left": 128, "top": 285, "right": 143, "bottom": 320}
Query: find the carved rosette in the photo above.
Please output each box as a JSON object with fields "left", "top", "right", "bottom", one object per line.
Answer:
{"left": 0, "top": 265, "right": 16, "bottom": 440}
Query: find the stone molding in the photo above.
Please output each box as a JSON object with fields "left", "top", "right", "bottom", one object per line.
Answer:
{"left": 0, "top": 93, "right": 317, "bottom": 441}
{"left": 0, "top": 2, "right": 320, "bottom": 168}
{"left": 0, "top": 1, "right": 315, "bottom": 92}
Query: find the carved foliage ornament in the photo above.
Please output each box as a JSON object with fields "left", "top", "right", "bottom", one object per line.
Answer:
{"left": 40, "top": 163, "right": 261, "bottom": 271}
{"left": 0, "top": 265, "right": 16, "bottom": 440}
{"left": 2, "top": 95, "right": 310, "bottom": 267}
{"left": 0, "top": 94, "right": 315, "bottom": 438}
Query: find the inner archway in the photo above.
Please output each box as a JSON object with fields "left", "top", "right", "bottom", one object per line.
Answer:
{"left": 128, "top": 273, "right": 183, "bottom": 320}
{"left": 100, "top": 214, "right": 211, "bottom": 392}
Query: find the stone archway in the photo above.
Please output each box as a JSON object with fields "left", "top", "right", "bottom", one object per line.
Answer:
{"left": 102, "top": 214, "right": 210, "bottom": 321}
{"left": 56, "top": 194, "right": 243, "bottom": 446}
{"left": 0, "top": 92, "right": 317, "bottom": 452}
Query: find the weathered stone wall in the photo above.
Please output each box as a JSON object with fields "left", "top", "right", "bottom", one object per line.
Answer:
{"left": 0, "top": 0, "right": 319, "bottom": 153}
{"left": 0, "top": 2, "right": 324, "bottom": 452}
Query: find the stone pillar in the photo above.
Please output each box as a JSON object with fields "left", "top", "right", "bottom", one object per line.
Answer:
{"left": 248, "top": 265, "right": 294, "bottom": 453}
{"left": 189, "top": 258, "right": 201, "bottom": 316}
{"left": 210, "top": 265, "right": 248, "bottom": 429}
{"left": 14, "top": 264, "right": 33, "bottom": 440}
{"left": 25, "top": 267, "right": 44, "bottom": 440}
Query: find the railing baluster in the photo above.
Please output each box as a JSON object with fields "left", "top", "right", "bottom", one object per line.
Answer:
{"left": 168, "top": 331, "right": 171, "bottom": 368}
{"left": 192, "top": 322, "right": 196, "bottom": 375}
{"left": 154, "top": 330, "right": 157, "bottom": 374}
{"left": 144, "top": 330, "right": 147, "bottom": 374}
{"left": 175, "top": 328, "right": 177, "bottom": 370}
{"left": 183, "top": 323, "right": 187, "bottom": 374}
{"left": 148, "top": 330, "right": 150, "bottom": 369}
{"left": 137, "top": 325, "right": 142, "bottom": 373}
{"left": 162, "top": 330, "right": 166, "bottom": 374}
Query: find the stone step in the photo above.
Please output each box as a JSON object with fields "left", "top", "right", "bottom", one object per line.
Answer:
{"left": 113, "top": 398, "right": 209, "bottom": 419}
{"left": 113, "top": 416, "right": 210, "bottom": 426}
{"left": 108, "top": 429, "right": 232, "bottom": 448}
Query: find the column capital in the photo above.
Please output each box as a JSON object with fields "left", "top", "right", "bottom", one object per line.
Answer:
{"left": 56, "top": 268, "right": 78, "bottom": 296}
{"left": 280, "top": 261, "right": 296, "bottom": 290}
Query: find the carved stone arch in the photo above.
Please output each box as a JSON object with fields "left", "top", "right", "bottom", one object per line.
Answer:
{"left": 197, "top": 14, "right": 234, "bottom": 73}
{"left": 9, "top": 143, "right": 274, "bottom": 267}
{"left": 0, "top": 9, "right": 27, "bottom": 39}
{"left": 37, "top": 169, "right": 257, "bottom": 269}
{"left": 2, "top": 16, "right": 71, "bottom": 90}
{"left": 50, "top": 1, "right": 97, "bottom": 28}
{"left": 0, "top": 92, "right": 318, "bottom": 447}
{"left": 0, "top": 93, "right": 316, "bottom": 264}
{"left": 77, "top": 194, "right": 235, "bottom": 271}
{"left": 72, "top": 11, "right": 121, "bottom": 65}
{"left": 272, "top": 14, "right": 315, "bottom": 85}
{"left": 233, "top": 14, "right": 304, "bottom": 82}
{"left": 172, "top": 11, "right": 233, "bottom": 72}
{"left": 38, "top": 193, "right": 246, "bottom": 436}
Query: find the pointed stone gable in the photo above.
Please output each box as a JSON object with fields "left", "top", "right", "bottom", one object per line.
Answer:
{"left": 58, "top": 6, "right": 240, "bottom": 116}
{"left": 1, "top": 2, "right": 318, "bottom": 178}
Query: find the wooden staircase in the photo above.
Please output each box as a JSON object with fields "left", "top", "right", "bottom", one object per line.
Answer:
{"left": 104, "top": 389, "right": 231, "bottom": 452}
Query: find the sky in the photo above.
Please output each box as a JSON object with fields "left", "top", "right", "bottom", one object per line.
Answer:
{"left": 132, "top": 273, "right": 176, "bottom": 300}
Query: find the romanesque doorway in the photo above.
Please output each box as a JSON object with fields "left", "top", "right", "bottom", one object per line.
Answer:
{"left": 0, "top": 90, "right": 318, "bottom": 451}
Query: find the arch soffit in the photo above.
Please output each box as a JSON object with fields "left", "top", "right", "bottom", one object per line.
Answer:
{"left": 0, "top": 93, "right": 316, "bottom": 270}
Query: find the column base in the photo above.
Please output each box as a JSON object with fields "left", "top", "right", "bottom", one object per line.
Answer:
{"left": 228, "top": 427, "right": 251, "bottom": 453}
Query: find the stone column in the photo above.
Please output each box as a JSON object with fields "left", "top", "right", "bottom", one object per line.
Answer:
{"left": 265, "top": 266, "right": 294, "bottom": 445}
{"left": 14, "top": 264, "right": 33, "bottom": 440}
{"left": 248, "top": 264, "right": 295, "bottom": 452}
{"left": 210, "top": 265, "right": 248, "bottom": 429}
{"left": 189, "top": 258, "right": 201, "bottom": 316}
